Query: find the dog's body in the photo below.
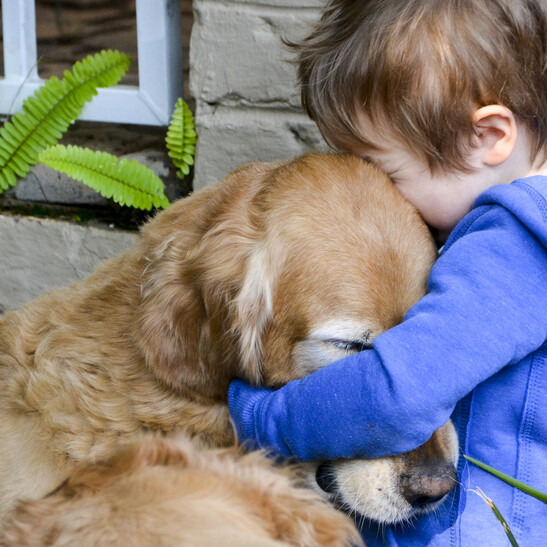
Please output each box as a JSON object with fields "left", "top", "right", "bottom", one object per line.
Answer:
{"left": 0, "top": 154, "right": 458, "bottom": 535}
{"left": 0, "top": 240, "right": 235, "bottom": 515}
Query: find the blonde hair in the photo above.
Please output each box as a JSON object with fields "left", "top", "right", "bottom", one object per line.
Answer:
{"left": 293, "top": 0, "right": 547, "bottom": 172}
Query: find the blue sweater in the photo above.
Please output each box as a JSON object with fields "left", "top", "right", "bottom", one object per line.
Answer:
{"left": 229, "top": 176, "right": 547, "bottom": 545}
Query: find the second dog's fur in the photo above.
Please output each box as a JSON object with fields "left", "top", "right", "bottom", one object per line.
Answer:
{"left": 1, "top": 435, "right": 362, "bottom": 546}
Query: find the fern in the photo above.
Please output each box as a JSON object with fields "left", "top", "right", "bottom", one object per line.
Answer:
{"left": 165, "top": 98, "right": 196, "bottom": 179}
{"left": 0, "top": 49, "right": 131, "bottom": 192}
{"left": 39, "top": 145, "right": 170, "bottom": 211}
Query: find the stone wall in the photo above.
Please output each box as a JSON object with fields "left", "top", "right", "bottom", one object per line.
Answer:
{"left": 0, "top": 214, "right": 138, "bottom": 313}
{"left": 190, "top": 0, "right": 327, "bottom": 189}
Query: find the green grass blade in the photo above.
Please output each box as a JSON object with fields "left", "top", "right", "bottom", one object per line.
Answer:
{"left": 464, "top": 455, "right": 547, "bottom": 504}
{"left": 39, "top": 145, "right": 170, "bottom": 211}
{"left": 472, "top": 488, "right": 520, "bottom": 547}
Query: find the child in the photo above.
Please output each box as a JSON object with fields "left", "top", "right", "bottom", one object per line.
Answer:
{"left": 228, "top": 1, "right": 547, "bottom": 545}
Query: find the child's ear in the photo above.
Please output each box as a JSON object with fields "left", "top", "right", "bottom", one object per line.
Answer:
{"left": 472, "top": 105, "right": 517, "bottom": 167}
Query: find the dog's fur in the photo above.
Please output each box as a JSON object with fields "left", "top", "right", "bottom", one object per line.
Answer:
{"left": 0, "top": 434, "right": 362, "bottom": 546}
{"left": 0, "top": 154, "right": 458, "bottom": 537}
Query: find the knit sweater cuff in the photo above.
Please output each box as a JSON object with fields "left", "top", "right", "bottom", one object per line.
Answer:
{"left": 228, "top": 379, "right": 272, "bottom": 452}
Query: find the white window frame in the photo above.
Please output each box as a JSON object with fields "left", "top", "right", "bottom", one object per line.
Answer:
{"left": 0, "top": 0, "right": 183, "bottom": 125}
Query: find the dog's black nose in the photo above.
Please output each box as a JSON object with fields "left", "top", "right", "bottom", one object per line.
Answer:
{"left": 315, "top": 462, "right": 338, "bottom": 494}
{"left": 408, "top": 493, "right": 447, "bottom": 508}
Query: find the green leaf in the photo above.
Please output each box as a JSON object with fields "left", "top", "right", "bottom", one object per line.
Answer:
{"left": 464, "top": 455, "right": 547, "bottom": 504}
{"left": 0, "top": 49, "right": 131, "bottom": 193}
{"left": 165, "top": 98, "right": 197, "bottom": 181}
{"left": 39, "top": 145, "right": 170, "bottom": 211}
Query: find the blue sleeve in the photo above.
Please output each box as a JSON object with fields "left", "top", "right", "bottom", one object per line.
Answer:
{"left": 229, "top": 203, "right": 547, "bottom": 461}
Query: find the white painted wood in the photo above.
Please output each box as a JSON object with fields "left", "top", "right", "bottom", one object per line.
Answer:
{"left": 136, "top": 0, "right": 184, "bottom": 124}
{"left": 2, "top": 0, "right": 39, "bottom": 81}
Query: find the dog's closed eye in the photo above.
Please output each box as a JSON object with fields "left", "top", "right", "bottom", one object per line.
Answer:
{"left": 327, "top": 339, "right": 372, "bottom": 353}
{"left": 291, "top": 322, "right": 377, "bottom": 375}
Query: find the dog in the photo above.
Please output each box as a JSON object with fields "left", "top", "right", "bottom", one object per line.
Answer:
{"left": 0, "top": 434, "right": 363, "bottom": 546}
{"left": 0, "top": 153, "right": 457, "bottom": 533}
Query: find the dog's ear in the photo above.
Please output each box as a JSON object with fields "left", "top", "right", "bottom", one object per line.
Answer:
{"left": 135, "top": 185, "right": 218, "bottom": 393}
{"left": 135, "top": 162, "right": 279, "bottom": 393}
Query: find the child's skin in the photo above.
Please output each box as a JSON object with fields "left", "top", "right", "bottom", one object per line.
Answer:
{"left": 229, "top": 1, "right": 547, "bottom": 544}
{"left": 352, "top": 106, "right": 547, "bottom": 243}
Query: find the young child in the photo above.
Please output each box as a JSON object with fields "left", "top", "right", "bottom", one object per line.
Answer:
{"left": 228, "top": 1, "right": 546, "bottom": 545}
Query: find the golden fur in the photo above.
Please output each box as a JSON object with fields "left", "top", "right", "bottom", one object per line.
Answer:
{"left": 0, "top": 153, "right": 457, "bottom": 540}
{"left": 0, "top": 434, "right": 362, "bottom": 546}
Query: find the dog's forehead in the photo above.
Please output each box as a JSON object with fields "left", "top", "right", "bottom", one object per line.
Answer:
{"left": 265, "top": 177, "right": 427, "bottom": 272}
{"left": 262, "top": 158, "right": 413, "bottom": 243}
{"left": 259, "top": 157, "right": 437, "bottom": 332}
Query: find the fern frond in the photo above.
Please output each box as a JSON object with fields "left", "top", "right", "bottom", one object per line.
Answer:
{"left": 39, "top": 145, "right": 170, "bottom": 211}
{"left": 0, "top": 50, "right": 131, "bottom": 192}
{"left": 165, "top": 98, "right": 196, "bottom": 180}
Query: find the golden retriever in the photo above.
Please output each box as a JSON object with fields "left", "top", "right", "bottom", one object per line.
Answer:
{"left": 0, "top": 434, "right": 362, "bottom": 546}
{"left": 0, "top": 153, "right": 457, "bottom": 537}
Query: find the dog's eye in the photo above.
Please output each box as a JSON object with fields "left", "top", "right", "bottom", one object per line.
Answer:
{"left": 328, "top": 339, "right": 372, "bottom": 353}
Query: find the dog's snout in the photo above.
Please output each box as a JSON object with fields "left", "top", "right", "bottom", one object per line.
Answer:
{"left": 315, "top": 462, "right": 338, "bottom": 494}
{"left": 401, "top": 464, "right": 457, "bottom": 508}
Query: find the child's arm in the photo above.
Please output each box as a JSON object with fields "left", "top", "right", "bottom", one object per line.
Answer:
{"left": 229, "top": 184, "right": 547, "bottom": 461}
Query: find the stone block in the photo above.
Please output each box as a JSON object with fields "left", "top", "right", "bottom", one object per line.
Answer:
{"left": 225, "top": 1, "right": 324, "bottom": 7}
{"left": 193, "top": 107, "right": 328, "bottom": 189}
{"left": 190, "top": 2, "right": 319, "bottom": 109}
{"left": 0, "top": 214, "right": 138, "bottom": 311}
{"left": 11, "top": 164, "right": 109, "bottom": 206}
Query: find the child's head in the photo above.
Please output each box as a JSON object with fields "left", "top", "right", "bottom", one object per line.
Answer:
{"left": 295, "top": 0, "right": 546, "bottom": 170}
{"left": 293, "top": 0, "right": 546, "bottom": 238}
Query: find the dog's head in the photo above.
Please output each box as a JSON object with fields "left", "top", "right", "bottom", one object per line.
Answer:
{"left": 136, "top": 153, "right": 458, "bottom": 523}
{"left": 137, "top": 153, "right": 435, "bottom": 393}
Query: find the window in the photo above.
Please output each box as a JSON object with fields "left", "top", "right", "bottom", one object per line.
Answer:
{"left": 0, "top": 0, "right": 183, "bottom": 125}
